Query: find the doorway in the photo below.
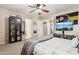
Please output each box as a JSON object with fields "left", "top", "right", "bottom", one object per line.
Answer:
{"left": 43, "top": 22, "right": 47, "bottom": 35}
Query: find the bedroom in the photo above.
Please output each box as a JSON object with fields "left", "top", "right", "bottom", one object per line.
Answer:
{"left": 0, "top": 4, "right": 79, "bottom": 55}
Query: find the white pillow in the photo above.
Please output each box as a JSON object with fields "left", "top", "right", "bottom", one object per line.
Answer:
{"left": 71, "top": 37, "right": 79, "bottom": 48}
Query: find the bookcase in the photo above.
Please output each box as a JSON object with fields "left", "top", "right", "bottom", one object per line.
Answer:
{"left": 9, "top": 16, "right": 22, "bottom": 43}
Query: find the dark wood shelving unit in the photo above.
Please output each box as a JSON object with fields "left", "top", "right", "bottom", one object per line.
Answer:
{"left": 9, "top": 16, "right": 22, "bottom": 43}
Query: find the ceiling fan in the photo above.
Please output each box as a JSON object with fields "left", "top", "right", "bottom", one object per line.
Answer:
{"left": 28, "top": 4, "right": 49, "bottom": 15}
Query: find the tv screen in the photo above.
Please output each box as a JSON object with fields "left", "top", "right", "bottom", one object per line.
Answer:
{"left": 56, "top": 22, "right": 73, "bottom": 30}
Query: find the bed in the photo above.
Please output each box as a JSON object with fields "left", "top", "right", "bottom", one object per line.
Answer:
{"left": 33, "top": 37, "right": 79, "bottom": 55}
{"left": 21, "top": 35, "right": 79, "bottom": 55}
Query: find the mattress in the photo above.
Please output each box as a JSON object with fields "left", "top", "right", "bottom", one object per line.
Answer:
{"left": 33, "top": 37, "right": 79, "bottom": 55}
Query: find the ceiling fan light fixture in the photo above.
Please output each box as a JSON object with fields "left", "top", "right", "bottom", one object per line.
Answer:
{"left": 28, "top": 4, "right": 49, "bottom": 15}
{"left": 38, "top": 10, "right": 42, "bottom": 13}
{"left": 39, "top": 5, "right": 43, "bottom": 8}
{"left": 35, "top": 9, "right": 42, "bottom": 13}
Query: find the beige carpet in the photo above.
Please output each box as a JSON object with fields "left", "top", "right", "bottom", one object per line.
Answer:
{"left": 0, "top": 36, "right": 39, "bottom": 55}
{"left": 0, "top": 40, "right": 26, "bottom": 55}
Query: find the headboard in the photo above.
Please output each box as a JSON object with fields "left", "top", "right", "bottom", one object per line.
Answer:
{"left": 53, "top": 33, "right": 75, "bottom": 40}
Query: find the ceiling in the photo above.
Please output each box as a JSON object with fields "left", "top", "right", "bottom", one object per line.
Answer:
{"left": 0, "top": 4, "right": 79, "bottom": 20}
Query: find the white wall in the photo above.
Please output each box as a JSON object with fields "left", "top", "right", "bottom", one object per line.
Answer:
{"left": 25, "top": 19, "right": 44, "bottom": 38}
{"left": 0, "top": 7, "right": 26, "bottom": 45}
{"left": 47, "top": 20, "right": 51, "bottom": 35}
{"left": 25, "top": 19, "right": 33, "bottom": 39}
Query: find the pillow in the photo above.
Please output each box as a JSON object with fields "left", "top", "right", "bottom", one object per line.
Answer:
{"left": 71, "top": 37, "right": 79, "bottom": 48}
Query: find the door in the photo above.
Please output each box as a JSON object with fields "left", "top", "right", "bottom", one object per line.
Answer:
{"left": 43, "top": 22, "right": 47, "bottom": 35}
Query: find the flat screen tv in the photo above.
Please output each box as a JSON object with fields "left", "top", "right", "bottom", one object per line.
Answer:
{"left": 56, "top": 22, "right": 73, "bottom": 30}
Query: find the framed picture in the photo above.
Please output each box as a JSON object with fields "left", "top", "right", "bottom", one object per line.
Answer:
{"left": 56, "top": 12, "right": 78, "bottom": 25}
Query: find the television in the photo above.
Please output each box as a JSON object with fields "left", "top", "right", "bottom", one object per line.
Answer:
{"left": 56, "top": 22, "right": 73, "bottom": 30}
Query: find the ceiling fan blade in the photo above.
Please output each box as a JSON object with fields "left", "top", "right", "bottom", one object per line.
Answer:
{"left": 29, "top": 9, "right": 36, "bottom": 13}
{"left": 42, "top": 4, "right": 46, "bottom": 7}
{"left": 42, "top": 9, "right": 49, "bottom": 13}
{"left": 28, "top": 5, "right": 35, "bottom": 8}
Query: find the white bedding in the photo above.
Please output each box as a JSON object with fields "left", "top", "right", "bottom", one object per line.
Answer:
{"left": 33, "top": 37, "right": 79, "bottom": 55}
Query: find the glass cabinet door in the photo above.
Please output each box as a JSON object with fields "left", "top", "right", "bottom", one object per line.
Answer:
{"left": 16, "top": 19, "right": 22, "bottom": 41}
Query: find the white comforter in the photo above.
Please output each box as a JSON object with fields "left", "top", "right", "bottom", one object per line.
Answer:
{"left": 33, "top": 37, "right": 79, "bottom": 55}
